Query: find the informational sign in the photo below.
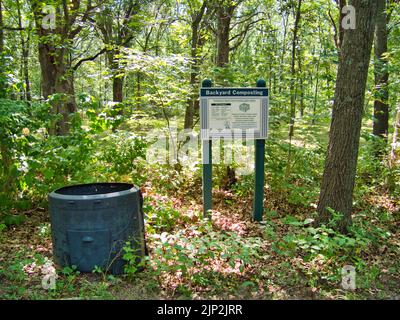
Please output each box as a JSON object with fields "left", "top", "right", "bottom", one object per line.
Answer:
{"left": 200, "top": 88, "right": 269, "bottom": 140}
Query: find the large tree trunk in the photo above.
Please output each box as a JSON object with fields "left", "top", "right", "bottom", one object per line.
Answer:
{"left": 216, "top": 7, "right": 232, "bottom": 68}
{"left": 55, "top": 73, "right": 77, "bottom": 135}
{"left": 372, "top": 0, "right": 389, "bottom": 140}
{"left": 32, "top": 0, "right": 78, "bottom": 135}
{"left": 37, "top": 38, "right": 77, "bottom": 135}
{"left": 316, "top": 0, "right": 378, "bottom": 233}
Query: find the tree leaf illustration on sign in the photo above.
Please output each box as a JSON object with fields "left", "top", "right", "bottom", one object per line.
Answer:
{"left": 239, "top": 103, "right": 250, "bottom": 112}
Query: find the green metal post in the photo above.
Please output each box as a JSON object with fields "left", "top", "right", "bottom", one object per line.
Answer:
{"left": 253, "top": 79, "right": 266, "bottom": 221}
{"left": 202, "top": 140, "right": 212, "bottom": 217}
{"left": 202, "top": 79, "right": 213, "bottom": 218}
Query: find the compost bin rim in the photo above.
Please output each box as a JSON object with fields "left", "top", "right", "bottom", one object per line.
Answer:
{"left": 48, "top": 182, "right": 139, "bottom": 200}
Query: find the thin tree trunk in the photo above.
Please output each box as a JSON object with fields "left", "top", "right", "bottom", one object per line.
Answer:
{"left": 0, "top": 0, "right": 3, "bottom": 54}
{"left": 17, "top": 0, "right": 31, "bottom": 102}
{"left": 316, "top": 0, "right": 378, "bottom": 233}
{"left": 215, "top": 2, "right": 237, "bottom": 189}
{"left": 298, "top": 47, "right": 304, "bottom": 118}
{"left": 389, "top": 104, "right": 400, "bottom": 169}
{"left": 184, "top": 2, "right": 207, "bottom": 130}
{"left": 278, "top": 14, "right": 288, "bottom": 95}
{"left": 313, "top": 57, "right": 320, "bottom": 125}
{"left": 373, "top": 0, "right": 389, "bottom": 140}
{"left": 0, "top": 0, "right": 6, "bottom": 98}
{"left": 289, "top": 0, "right": 302, "bottom": 138}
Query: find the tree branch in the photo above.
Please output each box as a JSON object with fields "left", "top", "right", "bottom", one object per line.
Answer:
{"left": 72, "top": 47, "right": 108, "bottom": 70}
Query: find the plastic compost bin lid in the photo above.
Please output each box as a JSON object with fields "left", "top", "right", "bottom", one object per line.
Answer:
{"left": 49, "top": 183, "right": 139, "bottom": 200}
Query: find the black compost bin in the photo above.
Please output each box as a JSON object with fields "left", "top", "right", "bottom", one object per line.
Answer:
{"left": 49, "top": 183, "right": 146, "bottom": 274}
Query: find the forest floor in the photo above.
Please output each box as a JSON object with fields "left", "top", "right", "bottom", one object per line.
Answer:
{"left": 1, "top": 181, "right": 399, "bottom": 300}
{"left": 1, "top": 118, "right": 399, "bottom": 300}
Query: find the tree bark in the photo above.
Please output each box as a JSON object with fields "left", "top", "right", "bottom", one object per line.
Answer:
{"left": 214, "top": 1, "right": 237, "bottom": 189}
{"left": 289, "top": 0, "right": 302, "bottom": 138}
{"left": 36, "top": 32, "right": 76, "bottom": 135}
{"left": 316, "top": 0, "right": 378, "bottom": 233}
{"left": 0, "top": 0, "right": 3, "bottom": 54}
{"left": 278, "top": 14, "right": 288, "bottom": 95}
{"left": 108, "top": 48, "right": 124, "bottom": 104}
{"left": 216, "top": 5, "right": 234, "bottom": 68}
{"left": 298, "top": 49, "right": 304, "bottom": 118}
{"left": 313, "top": 55, "right": 321, "bottom": 125}
{"left": 184, "top": 1, "right": 207, "bottom": 130}
{"left": 0, "top": 0, "right": 6, "bottom": 98}
{"left": 31, "top": 0, "right": 78, "bottom": 135}
{"left": 390, "top": 104, "right": 400, "bottom": 169}
{"left": 373, "top": 0, "right": 389, "bottom": 140}
{"left": 17, "top": 0, "right": 31, "bottom": 102}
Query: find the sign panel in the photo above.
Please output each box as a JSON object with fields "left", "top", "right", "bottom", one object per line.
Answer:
{"left": 200, "top": 88, "right": 269, "bottom": 140}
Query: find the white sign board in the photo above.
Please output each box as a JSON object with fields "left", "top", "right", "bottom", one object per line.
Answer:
{"left": 200, "top": 88, "right": 269, "bottom": 140}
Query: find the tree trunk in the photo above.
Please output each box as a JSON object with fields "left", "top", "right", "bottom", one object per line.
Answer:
{"left": 37, "top": 37, "right": 77, "bottom": 135}
{"left": 113, "top": 76, "right": 124, "bottom": 103}
{"left": 278, "top": 14, "right": 288, "bottom": 95}
{"left": 17, "top": 0, "right": 31, "bottom": 102}
{"left": 32, "top": 0, "right": 78, "bottom": 135}
{"left": 0, "top": 0, "right": 3, "bottom": 54}
{"left": 215, "top": 2, "right": 237, "bottom": 189}
{"left": 216, "top": 6, "right": 233, "bottom": 68}
{"left": 55, "top": 73, "right": 77, "bottom": 135}
{"left": 108, "top": 48, "right": 124, "bottom": 104}
{"left": 298, "top": 52, "right": 304, "bottom": 118}
{"left": 184, "top": 28, "right": 198, "bottom": 130}
{"left": 184, "top": 2, "right": 207, "bottom": 130}
{"left": 316, "top": 0, "right": 378, "bottom": 233}
{"left": 372, "top": 0, "right": 389, "bottom": 140}
{"left": 390, "top": 104, "right": 400, "bottom": 169}
{"left": 22, "top": 37, "right": 31, "bottom": 102}
{"left": 312, "top": 55, "right": 321, "bottom": 125}
{"left": 0, "top": 0, "right": 6, "bottom": 98}
{"left": 289, "top": 0, "right": 302, "bottom": 138}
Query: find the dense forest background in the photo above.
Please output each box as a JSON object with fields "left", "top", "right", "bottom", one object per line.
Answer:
{"left": 0, "top": 0, "right": 400, "bottom": 300}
